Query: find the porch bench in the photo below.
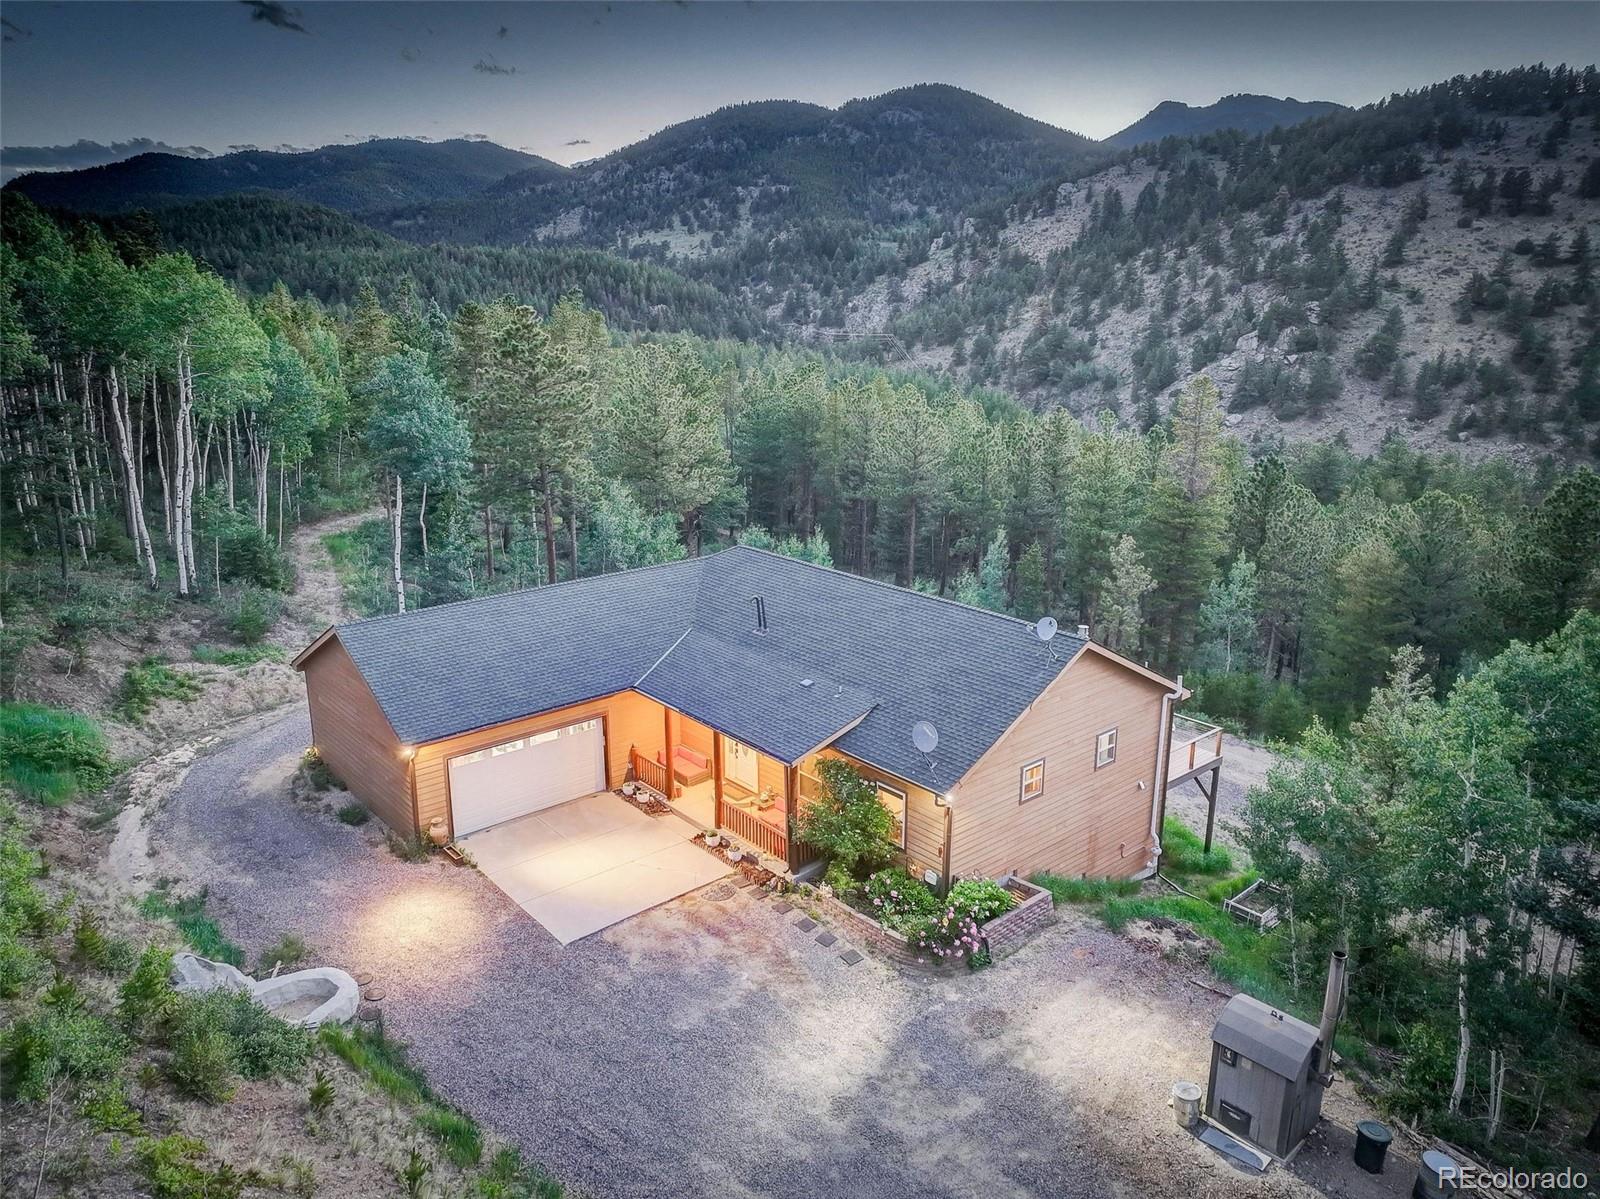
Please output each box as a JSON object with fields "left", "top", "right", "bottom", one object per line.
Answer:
{"left": 657, "top": 745, "right": 712, "bottom": 788}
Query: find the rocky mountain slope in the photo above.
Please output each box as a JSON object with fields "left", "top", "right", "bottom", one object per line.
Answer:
{"left": 1105, "top": 94, "right": 1346, "bottom": 147}
{"left": 4, "top": 137, "right": 561, "bottom": 213}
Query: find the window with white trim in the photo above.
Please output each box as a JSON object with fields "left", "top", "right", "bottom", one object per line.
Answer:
{"left": 877, "top": 783, "right": 907, "bottom": 850}
{"left": 1095, "top": 727, "right": 1118, "bottom": 768}
{"left": 1020, "top": 758, "right": 1045, "bottom": 803}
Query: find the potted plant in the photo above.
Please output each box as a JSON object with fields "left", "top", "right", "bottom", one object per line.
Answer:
{"left": 704, "top": 831, "right": 721, "bottom": 848}
{"left": 427, "top": 817, "right": 449, "bottom": 848}
{"left": 622, "top": 782, "right": 637, "bottom": 797}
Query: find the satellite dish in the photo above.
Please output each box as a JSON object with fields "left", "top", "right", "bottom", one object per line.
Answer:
{"left": 1034, "top": 616, "right": 1059, "bottom": 642}
{"left": 912, "top": 721, "right": 940, "bottom": 755}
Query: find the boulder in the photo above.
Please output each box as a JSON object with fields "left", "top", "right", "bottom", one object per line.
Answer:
{"left": 170, "top": 951, "right": 252, "bottom": 995}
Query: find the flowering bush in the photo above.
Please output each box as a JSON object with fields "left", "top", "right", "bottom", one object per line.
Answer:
{"left": 861, "top": 867, "right": 938, "bottom": 929}
{"left": 947, "top": 878, "right": 1016, "bottom": 924}
{"left": 902, "top": 907, "right": 986, "bottom": 962}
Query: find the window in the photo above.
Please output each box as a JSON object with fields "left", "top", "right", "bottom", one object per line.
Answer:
{"left": 1095, "top": 727, "right": 1118, "bottom": 769}
{"left": 1020, "top": 758, "right": 1045, "bottom": 803}
{"left": 490, "top": 739, "right": 525, "bottom": 757}
{"left": 877, "top": 783, "right": 907, "bottom": 850}
{"left": 752, "top": 595, "right": 767, "bottom": 633}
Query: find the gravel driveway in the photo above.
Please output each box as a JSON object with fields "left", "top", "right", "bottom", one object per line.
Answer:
{"left": 156, "top": 708, "right": 1334, "bottom": 1199}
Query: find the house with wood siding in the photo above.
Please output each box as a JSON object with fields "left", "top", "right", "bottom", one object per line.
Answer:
{"left": 292, "top": 545, "right": 1220, "bottom": 885}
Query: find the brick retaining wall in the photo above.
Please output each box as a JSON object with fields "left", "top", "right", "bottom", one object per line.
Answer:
{"left": 811, "top": 874, "right": 1054, "bottom": 972}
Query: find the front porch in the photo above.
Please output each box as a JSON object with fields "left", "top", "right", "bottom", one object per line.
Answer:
{"left": 626, "top": 705, "right": 825, "bottom": 875}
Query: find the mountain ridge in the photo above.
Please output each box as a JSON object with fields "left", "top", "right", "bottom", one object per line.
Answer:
{"left": 1106, "top": 93, "right": 1347, "bottom": 148}
{"left": 4, "top": 137, "right": 562, "bottom": 214}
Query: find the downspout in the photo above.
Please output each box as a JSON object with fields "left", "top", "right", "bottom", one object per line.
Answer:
{"left": 1138, "top": 673, "right": 1184, "bottom": 879}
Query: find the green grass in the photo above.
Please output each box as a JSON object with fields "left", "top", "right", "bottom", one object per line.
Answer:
{"left": 139, "top": 885, "right": 245, "bottom": 967}
{"left": 336, "top": 802, "right": 370, "bottom": 826}
{"left": 116, "top": 657, "right": 203, "bottom": 721}
{"left": 475, "top": 1147, "right": 565, "bottom": 1199}
{"left": 319, "top": 1024, "right": 433, "bottom": 1107}
{"left": 192, "top": 643, "right": 287, "bottom": 667}
{"left": 0, "top": 702, "right": 114, "bottom": 804}
{"left": 1101, "top": 893, "right": 1295, "bottom": 1008}
{"left": 323, "top": 523, "right": 393, "bottom": 618}
{"left": 1159, "top": 816, "right": 1236, "bottom": 877}
{"left": 1031, "top": 874, "right": 1141, "bottom": 904}
{"left": 418, "top": 1105, "right": 483, "bottom": 1167}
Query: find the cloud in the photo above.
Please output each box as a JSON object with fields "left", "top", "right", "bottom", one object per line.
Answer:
{"left": 564, "top": 138, "right": 592, "bottom": 146}
{"left": 240, "top": 1, "right": 308, "bottom": 34}
{"left": 2, "top": 16, "right": 31, "bottom": 42}
{"left": 459, "top": 133, "right": 491, "bottom": 142}
{"left": 473, "top": 57, "right": 517, "bottom": 76}
{"left": 2, "top": 138, "right": 213, "bottom": 182}
{"left": 400, "top": 46, "right": 420, "bottom": 62}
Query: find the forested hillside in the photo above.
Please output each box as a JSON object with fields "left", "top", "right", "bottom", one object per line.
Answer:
{"left": 99, "top": 195, "right": 774, "bottom": 341}
{"left": 4, "top": 190, "right": 1598, "bottom": 1174}
{"left": 1105, "top": 93, "right": 1346, "bottom": 148}
{"left": 4, "top": 137, "right": 559, "bottom": 214}
{"left": 818, "top": 66, "right": 1600, "bottom": 458}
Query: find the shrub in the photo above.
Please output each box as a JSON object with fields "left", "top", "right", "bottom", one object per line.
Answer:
{"left": 301, "top": 748, "right": 338, "bottom": 792}
{"left": 0, "top": 702, "right": 113, "bottom": 803}
{"left": 307, "top": 1067, "right": 335, "bottom": 1115}
{"left": 192, "top": 643, "right": 286, "bottom": 667}
{"left": 336, "top": 802, "right": 369, "bottom": 826}
{"left": 399, "top": 1148, "right": 431, "bottom": 1199}
{"left": 228, "top": 587, "right": 283, "bottom": 645}
{"left": 117, "top": 658, "right": 203, "bottom": 721}
{"left": 0, "top": 821, "right": 57, "bottom": 997}
{"left": 947, "top": 878, "right": 1016, "bottom": 924}
{"left": 900, "top": 906, "right": 985, "bottom": 963}
{"left": 167, "top": 1017, "right": 238, "bottom": 1104}
{"left": 387, "top": 830, "right": 433, "bottom": 863}
{"left": 119, "top": 946, "right": 177, "bottom": 1034}
{"left": 861, "top": 867, "right": 940, "bottom": 930}
{"left": 418, "top": 1104, "right": 483, "bottom": 1166}
{"left": 821, "top": 860, "right": 858, "bottom": 899}
{"left": 2, "top": 1005, "right": 130, "bottom": 1102}
{"left": 475, "top": 1146, "right": 565, "bottom": 1199}
{"left": 71, "top": 906, "right": 132, "bottom": 972}
{"left": 792, "top": 759, "right": 896, "bottom": 879}
{"left": 136, "top": 1134, "right": 248, "bottom": 1199}
{"left": 185, "top": 989, "right": 314, "bottom": 1081}
{"left": 259, "top": 933, "right": 308, "bottom": 972}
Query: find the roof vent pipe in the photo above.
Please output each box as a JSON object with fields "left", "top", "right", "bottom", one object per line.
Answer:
{"left": 1076, "top": 624, "right": 1090, "bottom": 639}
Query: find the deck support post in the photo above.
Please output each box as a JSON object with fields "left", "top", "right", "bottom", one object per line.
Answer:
{"left": 662, "top": 706, "right": 676, "bottom": 798}
{"left": 785, "top": 764, "right": 799, "bottom": 874}
{"left": 1198, "top": 764, "right": 1222, "bottom": 853}
{"left": 712, "top": 729, "right": 724, "bottom": 834}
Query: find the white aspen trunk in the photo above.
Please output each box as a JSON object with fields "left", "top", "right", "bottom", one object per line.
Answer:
{"left": 392, "top": 473, "right": 406, "bottom": 614}
{"left": 1450, "top": 930, "right": 1471, "bottom": 1114}
{"left": 173, "top": 348, "right": 197, "bottom": 598}
{"left": 1486, "top": 1048, "right": 1505, "bottom": 1140}
{"left": 54, "top": 363, "right": 89, "bottom": 564}
{"left": 418, "top": 480, "right": 429, "bottom": 558}
{"left": 225, "top": 412, "right": 238, "bottom": 511}
{"left": 153, "top": 378, "right": 173, "bottom": 543}
{"left": 78, "top": 356, "right": 102, "bottom": 528}
{"left": 277, "top": 461, "right": 286, "bottom": 549}
{"left": 105, "top": 365, "right": 158, "bottom": 589}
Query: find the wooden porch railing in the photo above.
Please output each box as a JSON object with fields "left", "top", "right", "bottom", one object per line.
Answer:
{"left": 630, "top": 746, "right": 670, "bottom": 797}
{"left": 719, "top": 802, "right": 788, "bottom": 861}
{"left": 1168, "top": 715, "right": 1224, "bottom": 783}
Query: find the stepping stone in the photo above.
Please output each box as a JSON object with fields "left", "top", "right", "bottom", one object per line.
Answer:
{"left": 815, "top": 931, "right": 837, "bottom": 947}
{"left": 795, "top": 917, "right": 817, "bottom": 932}
{"left": 732, "top": 876, "right": 755, "bottom": 889}
{"left": 773, "top": 901, "right": 794, "bottom": 914}
{"left": 354, "top": 972, "right": 373, "bottom": 987}
{"left": 362, "top": 986, "right": 385, "bottom": 1002}
{"left": 839, "top": 949, "right": 863, "bottom": 966}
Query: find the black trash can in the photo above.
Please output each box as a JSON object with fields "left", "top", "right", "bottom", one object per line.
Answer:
{"left": 1354, "top": 1120, "right": 1393, "bottom": 1174}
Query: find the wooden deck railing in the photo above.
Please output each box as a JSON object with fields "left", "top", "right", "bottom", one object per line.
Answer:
{"left": 1167, "top": 715, "right": 1224, "bottom": 783}
{"left": 630, "top": 746, "right": 670, "bottom": 797}
{"left": 719, "top": 802, "right": 788, "bottom": 861}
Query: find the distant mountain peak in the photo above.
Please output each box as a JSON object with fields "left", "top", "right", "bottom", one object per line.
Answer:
{"left": 1106, "top": 93, "right": 1346, "bottom": 148}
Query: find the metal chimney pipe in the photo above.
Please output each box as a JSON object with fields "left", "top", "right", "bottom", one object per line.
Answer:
{"left": 1316, "top": 945, "right": 1348, "bottom": 1084}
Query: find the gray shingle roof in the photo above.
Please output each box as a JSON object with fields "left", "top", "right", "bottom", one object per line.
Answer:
{"left": 321, "top": 544, "right": 1093, "bottom": 791}
{"left": 1212, "top": 995, "right": 1321, "bottom": 1080}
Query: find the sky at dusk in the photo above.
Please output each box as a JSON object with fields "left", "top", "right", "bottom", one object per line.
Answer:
{"left": 3, "top": 1, "right": 1597, "bottom": 173}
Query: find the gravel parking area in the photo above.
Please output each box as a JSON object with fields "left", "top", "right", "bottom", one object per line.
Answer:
{"left": 155, "top": 709, "right": 1363, "bottom": 1199}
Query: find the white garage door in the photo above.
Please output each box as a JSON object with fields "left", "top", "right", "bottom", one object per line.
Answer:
{"left": 448, "top": 719, "right": 605, "bottom": 836}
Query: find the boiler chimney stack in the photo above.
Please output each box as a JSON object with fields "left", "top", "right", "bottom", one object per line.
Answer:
{"left": 1316, "top": 941, "right": 1348, "bottom": 1084}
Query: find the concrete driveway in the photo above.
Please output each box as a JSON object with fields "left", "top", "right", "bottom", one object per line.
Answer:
{"left": 458, "top": 794, "right": 730, "bottom": 944}
{"left": 156, "top": 708, "right": 1358, "bottom": 1199}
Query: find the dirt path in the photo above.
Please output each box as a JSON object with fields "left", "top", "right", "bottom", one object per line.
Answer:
{"left": 274, "top": 507, "right": 379, "bottom": 649}
{"left": 105, "top": 508, "right": 377, "bottom": 895}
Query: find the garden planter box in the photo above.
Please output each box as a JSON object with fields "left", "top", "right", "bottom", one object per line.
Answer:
{"left": 814, "top": 875, "right": 1054, "bottom": 972}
